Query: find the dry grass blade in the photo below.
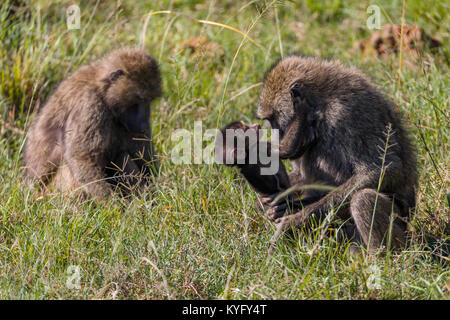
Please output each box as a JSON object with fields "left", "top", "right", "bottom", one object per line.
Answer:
{"left": 142, "top": 10, "right": 263, "bottom": 49}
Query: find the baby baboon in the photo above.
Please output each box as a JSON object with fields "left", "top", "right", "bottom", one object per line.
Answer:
{"left": 217, "top": 121, "right": 290, "bottom": 196}
{"left": 24, "top": 47, "right": 161, "bottom": 198}
{"left": 217, "top": 121, "right": 322, "bottom": 210}
{"left": 258, "top": 55, "right": 417, "bottom": 250}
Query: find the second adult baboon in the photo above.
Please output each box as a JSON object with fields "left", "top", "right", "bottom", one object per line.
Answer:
{"left": 24, "top": 47, "right": 161, "bottom": 198}
{"left": 258, "top": 55, "right": 417, "bottom": 250}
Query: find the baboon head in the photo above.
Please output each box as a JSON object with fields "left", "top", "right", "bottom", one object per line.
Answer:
{"left": 97, "top": 48, "right": 162, "bottom": 133}
{"left": 257, "top": 55, "right": 362, "bottom": 159}
{"left": 217, "top": 121, "right": 261, "bottom": 166}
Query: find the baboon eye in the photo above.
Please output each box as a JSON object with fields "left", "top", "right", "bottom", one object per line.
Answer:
{"left": 109, "top": 69, "right": 124, "bottom": 82}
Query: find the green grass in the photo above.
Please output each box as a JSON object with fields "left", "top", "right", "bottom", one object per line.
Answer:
{"left": 0, "top": 0, "right": 449, "bottom": 299}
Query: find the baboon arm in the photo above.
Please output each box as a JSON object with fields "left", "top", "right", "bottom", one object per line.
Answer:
{"left": 306, "top": 174, "right": 373, "bottom": 219}
{"left": 64, "top": 106, "right": 113, "bottom": 198}
{"left": 272, "top": 170, "right": 384, "bottom": 231}
{"left": 268, "top": 172, "right": 373, "bottom": 250}
{"left": 66, "top": 154, "right": 111, "bottom": 198}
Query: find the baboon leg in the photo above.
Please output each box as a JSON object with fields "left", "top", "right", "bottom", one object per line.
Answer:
{"left": 52, "top": 163, "right": 78, "bottom": 192}
{"left": 25, "top": 128, "right": 63, "bottom": 185}
{"left": 288, "top": 171, "right": 303, "bottom": 186}
{"left": 334, "top": 222, "right": 364, "bottom": 256}
{"left": 147, "top": 137, "right": 159, "bottom": 175}
{"left": 336, "top": 222, "right": 363, "bottom": 243}
{"left": 350, "top": 189, "right": 406, "bottom": 250}
{"left": 126, "top": 132, "right": 159, "bottom": 177}
{"left": 65, "top": 155, "right": 111, "bottom": 198}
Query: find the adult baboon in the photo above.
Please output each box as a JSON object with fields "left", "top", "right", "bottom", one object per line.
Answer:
{"left": 258, "top": 55, "right": 417, "bottom": 250}
{"left": 24, "top": 47, "right": 161, "bottom": 198}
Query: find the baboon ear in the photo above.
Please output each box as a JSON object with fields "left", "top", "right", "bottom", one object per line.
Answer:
{"left": 290, "top": 82, "right": 307, "bottom": 114}
{"left": 291, "top": 82, "right": 318, "bottom": 124}
{"left": 109, "top": 69, "right": 124, "bottom": 82}
{"left": 290, "top": 82, "right": 303, "bottom": 100}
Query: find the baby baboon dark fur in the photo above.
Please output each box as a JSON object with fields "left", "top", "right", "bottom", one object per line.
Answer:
{"left": 217, "top": 121, "right": 322, "bottom": 213}
{"left": 258, "top": 55, "right": 417, "bottom": 250}
{"left": 24, "top": 47, "right": 161, "bottom": 198}
{"left": 218, "top": 121, "right": 290, "bottom": 196}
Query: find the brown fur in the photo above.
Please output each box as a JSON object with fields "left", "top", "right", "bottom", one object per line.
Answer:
{"left": 258, "top": 55, "right": 417, "bottom": 250}
{"left": 24, "top": 47, "right": 161, "bottom": 198}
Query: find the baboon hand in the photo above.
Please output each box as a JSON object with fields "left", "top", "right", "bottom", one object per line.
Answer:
{"left": 274, "top": 213, "right": 304, "bottom": 232}
{"left": 259, "top": 193, "right": 303, "bottom": 221}
{"left": 268, "top": 198, "right": 303, "bottom": 221}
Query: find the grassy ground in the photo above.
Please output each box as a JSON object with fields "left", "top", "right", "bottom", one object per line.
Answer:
{"left": 0, "top": 0, "right": 449, "bottom": 299}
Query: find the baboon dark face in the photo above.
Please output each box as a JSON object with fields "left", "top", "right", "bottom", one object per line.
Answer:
{"left": 101, "top": 50, "right": 161, "bottom": 135}
{"left": 103, "top": 69, "right": 155, "bottom": 134}
{"left": 218, "top": 121, "right": 260, "bottom": 166}
{"left": 118, "top": 100, "right": 150, "bottom": 133}
{"left": 258, "top": 80, "right": 318, "bottom": 159}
